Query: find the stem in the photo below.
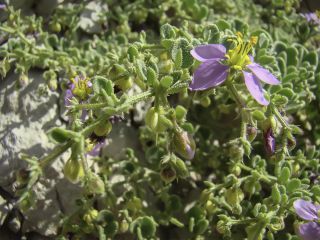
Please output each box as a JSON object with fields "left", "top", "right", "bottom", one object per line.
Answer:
{"left": 39, "top": 141, "right": 72, "bottom": 168}
{"left": 272, "top": 105, "right": 290, "bottom": 129}
{"left": 227, "top": 82, "right": 246, "bottom": 108}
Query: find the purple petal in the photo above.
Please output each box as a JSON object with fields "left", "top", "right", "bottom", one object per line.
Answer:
{"left": 247, "top": 63, "right": 280, "bottom": 85}
{"left": 298, "top": 222, "right": 320, "bottom": 240}
{"left": 0, "top": 4, "right": 6, "bottom": 9}
{"left": 242, "top": 71, "right": 269, "bottom": 105}
{"left": 190, "top": 44, "right": 226, "bottom": 62}
{"left": 189, "top": 60, "right": 228, "bottom": 91}
{"left": 263, "top": 128, "right": 275, "bottom": 155}
{"left": 64, "top": 89, "right": 73, "bottom": 106}
{"left": 294, "top": 199, "right": 320, "bottom": 221}
{"left": 87, "top": 140, "right": 106, "bottom": 157}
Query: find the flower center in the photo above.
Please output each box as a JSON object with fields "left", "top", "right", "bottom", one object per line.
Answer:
{"left": 71, "top": 75, "right": 92, "bottom": 100}
{"left": 226, "top": 32, "right": 258, "bottom": 70}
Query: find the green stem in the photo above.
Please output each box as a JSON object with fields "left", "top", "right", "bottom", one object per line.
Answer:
{"left": 272, "top": 105, "right": 290, "bottom": 129}
{"left": 39, "top": 141, "right": 72, "bottom": 169}
{"left": 227, "top": 82, "right": 246, "bottom": 108}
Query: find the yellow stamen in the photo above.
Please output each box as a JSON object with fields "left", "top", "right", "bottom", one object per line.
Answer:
{"left": 225, "top": 33, "right": 258, "bottom": 70}
{"left": 71, "top": 75, "right": 92, "bottom": 100}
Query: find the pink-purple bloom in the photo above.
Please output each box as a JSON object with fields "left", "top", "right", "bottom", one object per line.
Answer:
{"left": 189, "top": 43, "right": 280, "bottom": 105}
{"left": 294, "top": 199, "right": 320, "bottom": 240}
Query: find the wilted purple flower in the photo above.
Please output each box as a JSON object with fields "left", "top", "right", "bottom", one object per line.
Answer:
{"left": 87, "top": 140, "right": 106, "bottom": 156}
{"left": 294, "top": 199, "right": 320, "bottom": 240}
{"left": 263, "top": 128, "right": 275, "bottom": 154}
{"left": 189, "top": 33, "right": 280, "bottom": 105}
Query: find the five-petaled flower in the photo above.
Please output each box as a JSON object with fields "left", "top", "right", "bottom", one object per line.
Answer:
{"left": 294, "top": 199, "right": 320, "bottom": 240}
{"left": 189, "top": 33, "right": 280, "bottom": 105}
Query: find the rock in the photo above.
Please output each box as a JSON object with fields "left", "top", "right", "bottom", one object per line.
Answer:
{"left": 0, "top": 71, "right": 82, "bottom": 236}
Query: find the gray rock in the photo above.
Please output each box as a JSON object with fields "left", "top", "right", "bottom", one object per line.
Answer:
{"left": 0, "top": 71, "right": 82, "bottom": 236}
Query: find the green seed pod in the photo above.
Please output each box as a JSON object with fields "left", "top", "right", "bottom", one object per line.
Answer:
{"left": 156, "top": 115, "right": 173, "bottom": 132}
{"left": 49, "top": 21, "right": 61, "bottom": 32}
{"left": 119, "top": 219, "right": 129, "bottom": 233}
{"left": 115, "top": 76, "right": 133, "bottom": 91}
{"left": 175, "top": 105, "right": 187, "bottom": 121}
{"left": 145, "top": 107, "right": 159, "bottom": 130}
{"left": 160, "top": 166, "right": 176, "bottom": 183}
{"left": 94, "top": 120, "right": 112, "bottom": 137}
{"left": 63, "top": 158, "right": 85, "bottom": 183}
{"left": 160, "top": 76, "right": 173, "bottom": 89}
{"left": 200, "top": 96, "right": 211, "bottom": 107}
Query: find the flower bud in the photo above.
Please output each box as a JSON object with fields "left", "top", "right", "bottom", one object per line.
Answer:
{"left": 172, "top": 131, "right": 196, "bottom": 160}
{"left": 263, "top": 128, "right": 275, "bottom": 155}
{"left": 115, "top": 76, "right": 133, "bottom": 91}
{"left": 93, "top": 120, "right": 112, "bottom": 136}
{"left": 19, "top": 74, "right": 29, "bottom": 87}
{"left": 246, "top": 125, "right": 257, "bottom": 142}
{"left": 200, "top": 96, "right": 211, "bottom": 107}
{"left": 119, "top": 219, "right": 129, "bottom": 233}
{"left": 63, "top": 158, "right": 85, "bottom": 183}
{"left": 160, "top": 166, "right": 176, "bottom": 183}
{"left": 160, "top": 76, "right": 173, "bottom": 89}
{"left": 224, "top": 187, "right": 244, "bottom": 207}
{"left": 83, "top": 209, "right": 98, "bottom": 224}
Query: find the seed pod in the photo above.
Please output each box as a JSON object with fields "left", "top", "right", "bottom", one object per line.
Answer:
{"left": 94, "top": 120, "right": 112, "bottom": 137}
{"left": 64, "top": 158, "right": 85, "bottom": 183}
{"left": 145, "top": 107, "right": 159, "bottom": 130}
{"left": 247, "top": 125, "right": 257, "bottom": 142}
{"left": 175, "top": 105, "right": 187, "bottom": 121}
{"left": 160, "top": 166, "right": 176, "bottom": 183}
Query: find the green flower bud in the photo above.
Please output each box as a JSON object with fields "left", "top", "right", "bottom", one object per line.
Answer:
{"left": 145, "top": 107, "right": 159, "bottom": 130}
{"left": 160, "top": 166, "right": 176, "bottom": 183}
{"left": 160, "top": 76, "right": 173, "bottom": 89}
{"left": 172, "top": 131, "right": 196, "bottom": 160}
{"left": 175, "top": 105, "right": 187, "bottom": 121}
{"left": 115, "top": 76, "right": 133, "bottom": 91}
{"left": 83, "top": 208, "right": 98, "bottom": 224}
{"left": 49, "top": 21, "right": 61, "bottom": 32}
{"left": 224, "top": 187, "right": 244, "bottom": 207}
{"left": 93, "top": 120, "right": 112, "bottom": 137}
{"left": 200, "top": 96, "right": 211, "bottom": 107}
{"left": 19, "top": 74, "right": 29, "bottom": 87}
{"left": 63, "top": 158, "right": 85, "bottom": 183}
{"left": 119, "top": 219, "right": 129, "bottom": 233}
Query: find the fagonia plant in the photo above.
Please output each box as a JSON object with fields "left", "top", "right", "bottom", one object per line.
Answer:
{"left": 0, "top": 0, "right": 320, "bottom": 239}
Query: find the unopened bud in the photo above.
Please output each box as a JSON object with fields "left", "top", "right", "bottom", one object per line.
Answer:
{"left": 263, "top": 128, "right": 275, "bottom": 155}
{"left": 85, "top": 173, "right": 105, "bottom": 195}
{"left": 172, "top": 131, "right": 196, "bottom": 160}
{"left": 83, "top": 209, "right": 98, "bottom": 224}
{"left": 145, "top": 107, "right": 159, "bottom": 130}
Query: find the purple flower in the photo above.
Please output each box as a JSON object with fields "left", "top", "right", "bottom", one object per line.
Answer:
{"left": 86, "top": 133, "right": 107, "bottom": 157}
{"left": 302, "top": 12, "right": 320, "bottom": 25}
{"left": 64, "top": 75, "right": 92, "bottom": 121}
{"left": 189, "top": 33, "right": 280, "bottom": 105}
{"left": 0, "top": 4, "right": 6, "bottom": 9}
{"left": 294, "top": 199, "right": 320, "bottom": 240}
{"left": 263, "top": 128, "right": 275, "bottom": 155}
